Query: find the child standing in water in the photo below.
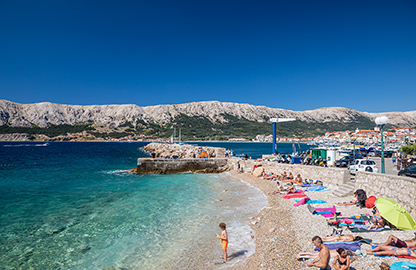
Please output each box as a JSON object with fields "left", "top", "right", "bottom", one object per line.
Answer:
{"left": 217, "top": 222, "right": 228, "bottom": 263}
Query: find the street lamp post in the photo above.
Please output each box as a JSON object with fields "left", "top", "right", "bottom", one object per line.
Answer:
{"left": 270, "top": 118, "right": 296, "bottom": 154}
{"left": 375, "top": 116, "right": 389, "bottom": 174}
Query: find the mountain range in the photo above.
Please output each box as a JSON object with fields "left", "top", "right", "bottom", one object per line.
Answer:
{"left": 0, "top": 99, "right": 415, "bottom": 140}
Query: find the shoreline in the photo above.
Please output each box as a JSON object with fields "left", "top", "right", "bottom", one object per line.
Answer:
{"left": 227, "top": 170, "right": 416, "bottom": 269}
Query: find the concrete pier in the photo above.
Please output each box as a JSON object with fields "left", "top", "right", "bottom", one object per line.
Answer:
{"left": 135, "top": 158, "right": 229, "bottom": 174}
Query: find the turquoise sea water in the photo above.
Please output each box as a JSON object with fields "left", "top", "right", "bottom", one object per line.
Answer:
{"left": 0, "top": 142, "right": 279, "bottom": 269}
{"left": 0, "top": 142, "right": 310, "bottom": 269}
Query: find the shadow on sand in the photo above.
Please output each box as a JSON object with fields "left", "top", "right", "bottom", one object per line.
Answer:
{"left": 228, "top": 250, "right": 249, "bottom": 260}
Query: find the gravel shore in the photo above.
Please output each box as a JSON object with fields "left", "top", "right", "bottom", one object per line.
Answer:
{"left": 226, "top": 170, "right": 416, "bottom": 270}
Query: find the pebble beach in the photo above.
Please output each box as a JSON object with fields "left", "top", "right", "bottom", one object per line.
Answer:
{"left": 224, "top": 170, "right": 416, "bottom": 270}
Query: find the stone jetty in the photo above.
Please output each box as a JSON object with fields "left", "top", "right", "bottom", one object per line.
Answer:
{"left": 131, "top": 143, "right": 229, "bottom": 174}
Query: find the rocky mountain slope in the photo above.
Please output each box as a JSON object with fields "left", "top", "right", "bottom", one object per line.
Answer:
{"left": 1, "top": 99, "right": 415, "bottom": 128}
{"left": 0, "top": 99, "right": 415, "bottom": 140}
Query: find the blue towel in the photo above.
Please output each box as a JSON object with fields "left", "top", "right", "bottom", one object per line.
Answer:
{"left": 315, "top": 242, "right": 361, "bottom": 252}
{"left": 295, "top": 199, "right": 327, "bottom": 204}
{"left": 391, "top": 262, "right": 416, "bottom": 270}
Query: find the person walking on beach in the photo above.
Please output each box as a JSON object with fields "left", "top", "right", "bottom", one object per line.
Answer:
{"left": 307, "top": 236, "right": 330, "bottom": 269}
{"left": 217, "top": 222, "right": 228, "bottom": 263}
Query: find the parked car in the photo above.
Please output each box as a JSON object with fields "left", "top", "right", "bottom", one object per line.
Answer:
{"left": 375, "top": 150, "right": 394, "bottom": 158}
{"left": 334, "top": 153, "right": 363, "bottom": 167}
{"left": 398, "top": 164, "right": 416, "bottom": 178}
{"left": 349, "top": 159, "right": 379, "bottom": 175}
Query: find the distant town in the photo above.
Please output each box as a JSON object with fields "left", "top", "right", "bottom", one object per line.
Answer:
{"left": 109, "top": 127, "right": 416, "bottom": 145}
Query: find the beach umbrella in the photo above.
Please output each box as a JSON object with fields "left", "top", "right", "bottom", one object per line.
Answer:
{"left": 375, "top": 198, "right": 416, "bottom": 231}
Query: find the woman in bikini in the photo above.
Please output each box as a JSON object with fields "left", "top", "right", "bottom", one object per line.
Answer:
{"left": 368, "top": 207, "right": 386, "bottom": 230}
{"left": 366, "top": 245, "right": 416, "bottom": 257}
{"left": 332, "top": 248, "right": 352, "bottom": 270}
{"left": 321, "top": 235, "right": 363, "bottom": 243}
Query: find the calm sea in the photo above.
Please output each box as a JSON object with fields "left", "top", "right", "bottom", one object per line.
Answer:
{"left": 0, "top": 141, "right": 308, "bottom": 269}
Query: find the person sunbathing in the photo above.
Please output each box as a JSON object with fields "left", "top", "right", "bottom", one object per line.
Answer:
{"left": 268, "top": 182, "right": 284, "bottom": 195}
{"left": 285, "top": 182, "right": 297, "bottom": 195}
{"left": 366, "top": 245, "right": 416, "bottom": 257}
{"left": 295, "top": 174, "right": 302, "bottom": 184}
{"left": 321, "top": 235, "right": 363, "bottom": 242}
{"left": 372, "top": 232, "right": 416, "bottom": 248}
{"left": 368, "top": 207, "right": 386, "bottom": 230}
{"left": 277, "top": 171, "right": 287, "bottom": 180}
{"left": 288, "top": 172, "right": 294, "bottom": 180}
{"left": 335, "top": 193, "right": 358, "bottom": 206}
{"left": 262, "top": 173, "right": 277, "bottom": 180}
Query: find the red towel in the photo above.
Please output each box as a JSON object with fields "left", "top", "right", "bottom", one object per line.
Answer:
{"left": 284, "top": 193, "right": 307, "bottom": 199}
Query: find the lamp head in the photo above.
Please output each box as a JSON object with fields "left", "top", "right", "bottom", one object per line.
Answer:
{"left": 375, "top": 116, "right": 389, "bottom": 126}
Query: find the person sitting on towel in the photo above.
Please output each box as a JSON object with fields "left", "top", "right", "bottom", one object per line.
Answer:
{"left": 288, "top": 172, "right": 294, "bottom": 180}
{"left": 372, "top": 232, "right": 416, "bottom": 249}
{"left": 368, "top": 207, "right": 386, "bottom": 230}
{"left": 321, "top": 235, "right": 363, "bottom": 243}
{"left": 285, "top": 182, "right": 297, "bottom": 195}
{"left": 268, "top": 181, "right": 284, "bottom": 195}
{"left": 295, "top": 174, "right": 302, "bottom": 184}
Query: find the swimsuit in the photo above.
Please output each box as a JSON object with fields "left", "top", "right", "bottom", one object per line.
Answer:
{"left": 394, "top": 238, "right": 408, "bottom": 248}
{"left": 222, "top": 239, "right": 228, "bottom": 250}
{"left": 337, "top": 258, "right": 347, "bottom": 265}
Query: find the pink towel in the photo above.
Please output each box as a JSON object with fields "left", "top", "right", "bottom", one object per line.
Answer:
{"left": 293, "top": 197, "right": 310, "bottom": 207}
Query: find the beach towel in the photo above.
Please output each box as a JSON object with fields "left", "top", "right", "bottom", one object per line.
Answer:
{"left": 348, "top": 225, "right": 391, "bottom": 233}
{"left": 293, "top": 197, "right": 310, "bottom": 207}
{"left": 371, "top": 245, "right": 416, "bottom": 260}
{"left": 315, "top": 241, "right": 361, "bottom": 252}
{"left": 282, "top": 179, "right": 296, "bottom": 183}
{"left": 306, "top": 186, "right": 329, "bottom": 192}
{"left": 314, "top": 210, "right": 332, "bottom": 215}
{"left": 283, "top": 193, "right": 307, "bottom": 199}
{"left": 295, "top": 199, "right": 326, "bottom": 204}
{"left": 390, "top": 262, "right": 416, "bottom": 269}
{"left": 314, "top": 206, "right": 336, "bottom": 213}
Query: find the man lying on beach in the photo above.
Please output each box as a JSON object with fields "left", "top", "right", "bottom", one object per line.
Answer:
{"left": 372, "top": 232, "right": 416, "bottom": 249}
{"left": 366, "top": 245, "right": 416, "bottom": 257}
{"left": 306, "top": 236, "right": 331, "bottom": 269}
{"left": 321, "top": 235, "right": 363, "bottom": 243}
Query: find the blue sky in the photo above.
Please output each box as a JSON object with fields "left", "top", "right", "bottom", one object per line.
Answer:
{"left": 0, "top": 0, "right": 415, "bottom": 112}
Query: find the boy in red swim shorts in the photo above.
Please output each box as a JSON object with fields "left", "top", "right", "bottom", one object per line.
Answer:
{"left": 217, "top": 222, "right": 228, "bottom": 263}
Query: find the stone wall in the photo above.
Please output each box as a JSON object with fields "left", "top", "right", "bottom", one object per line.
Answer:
{"left": 135, "top": 158, "right": 228, "bottom": 174}
{"left": 227, "top": 158, "right": 349, "bottom": 189}
{"left": 355, "top": 172, "right": 416, "bottom": 220}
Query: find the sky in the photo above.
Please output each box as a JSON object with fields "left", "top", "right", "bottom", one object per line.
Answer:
{"left": 0, "top": 0, "right": 415, "bottom": 112}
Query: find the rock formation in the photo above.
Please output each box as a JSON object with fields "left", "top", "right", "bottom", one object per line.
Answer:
{"left": 1, "top": 99, "right": 415, "bottom": 128}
